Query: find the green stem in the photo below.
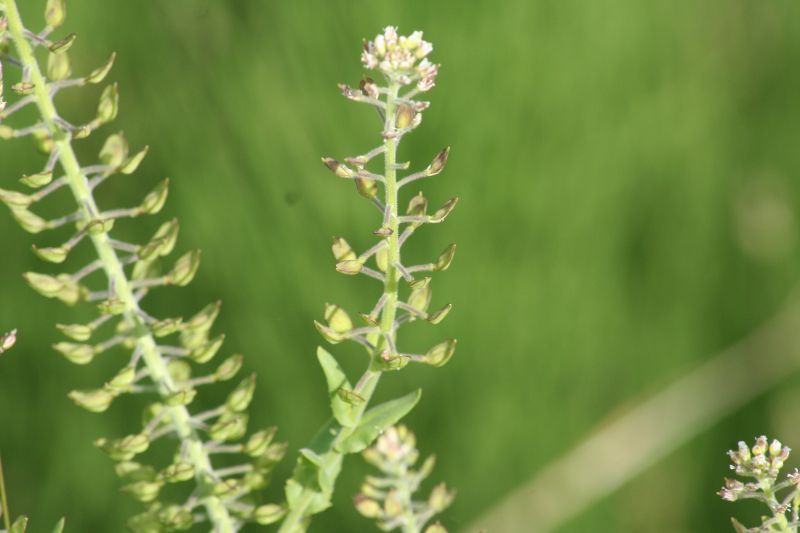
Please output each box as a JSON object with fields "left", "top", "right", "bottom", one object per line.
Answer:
{"left": 1, "top": 2, "right": 235, "bottom": 530}
{"left": 278, "top": 82, "right": 402, "bottom": 533}
{"left": 395, "top": 463, "right": 419, "bottom": 533}
{"left": 0, "top": 455, "right": 10, "bottom": 531}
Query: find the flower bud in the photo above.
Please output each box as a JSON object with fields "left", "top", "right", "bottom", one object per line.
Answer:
{"left": 408, "top": 284, "right": 432, "bottom": 314}
{"left": 752, "top": 435, "right": 768, "bottom": 456}
{"left": 157, "top": 505, "right": 193, "bottom": 529}
{"left": 226, "top": 374, "right": 257, "bottom": 412}
{"left": 167, "top": 359, "right": 192, "bottom": 382}
{"left": 32, "top": 245, "right": 69, "bottom": 264}
{"left": 355, "top": 177, "right": 378, "bottom": 199}
{"left": 407, "top": 192, "right": 428, "bottom": 216}
{"left": 384, "top": 489, "right": 403, "bottom": 517}
{"left": 424, "top": 522, "right": 448, "bottom": 533}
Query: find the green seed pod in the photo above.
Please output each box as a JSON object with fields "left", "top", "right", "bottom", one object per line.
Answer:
{"left": 48, "top": 33, "right": 76, "bottom": 54}
{"left": 68, "top": 388, "right": 115, "bottom": 413}
{"left": 354, "top": 495, "right": 382, "bottom": 519}
{"left": 97, "top": 83, "right": 119, "bottom": 123}
{"left": 105, "top": 366, "right": 136, "bottom": 391}
{"left": 253, "top": 504, "right": 286, "bottom": 525}
{"left": 32, "top": 245, "right": 69, "bottom": 264}
{"left": 190, "top": 334, "right": 224, "bottom": 363}
{"left": 97, "top": 298, "right": 126, "bottom": 315}
{"left": 426, "top": 147, "right": 450, "bottom": 176}
{"left": 407, "top": 284, "right": 432, "bottom": 314}
{"left": 167, "top": 249, "right": 200, "bottom": 286}
{"left": 44, "top": 0, "right": 67, "bottom": 27}
{"left": 53, "top": 341, "right": 96, "bottom": 365}
{"left": 331, "top": 236, "right": 357, "bottom": 261}
{"left": 122, "top": 480, "right": 163, "bottom": 503}
{"left": 11, "top": 207, "right": 48, "bottom": 233}
{"left": 85, "top": 52, "right": 116, "bottom": 84}
{"left": 214, "top": 354, "right": 244, "bottom": 381}
{"left": 11, "top": 82, "right": 35, "bottom": 96}
{"left": 151, "top": 317, "right": 182, "bottom": 337}
{"left": 209, "top": 412, "right": 248, "bottom": 442}
{"left": 119, "top": 145, "right": 149, "bottom": 174}
{"left": 213, "top": 479, "right": 240, "bottom": 498}
{"left": 167, "top": 359, "right": 192, "bottom": 382}
{"left": 184, "top": 301, "right": 221, "bottom": 332}
{"left": 139, "top": 178, "right": 169, "bottom": 215}
{"left": 19, "top": 171, "right": 54, "bottom": 188}
{"left": 314, "top": 320, "right": 346, "bottom": 344}
{"left": 165, "top": 387, "right": 196, "bottom": 407}
{"left": 428, "top": 483, "right": 455, "bottom": 512}
{"left": 157, "top": 505, "right": 192, "bottom": 530}
{"left": 244, "top": 427, "right": 277, "bottom": 457}
{"left": 430, "top": 197, "right": 459, "bottom": 223}
{"left": 423, "top": 339, "right": 457, "bottom": 368}
{"left": 9, "top": 515, "right": 28, "bottom": 533}
{"left": 0, "top": 188, "right": 34, "bottom": 208}
{"left": 99, "top": 132, "right": 128, "bottom": 167}
{"left": 427, "top": 303, "right": 452, "bottom": 325}
{"left": 434, "top": 243, "right": 457, "bottom": 271}
{"left": 47, "top": 50, "right": 71, "bottom": 81}
{"left": 424, "top": 522, "right": 449, "bottom": 533}
{"left": 324, "top": 303, "right": 353, "bottom": 333}
{"left": 23, "top": 272, "right": 63, "bottom": 297}
{"left": 407, "top": 192, "right": 428, "bottom": 216}
{"left": 96, "top": 433, "right": 150, "bottom": 462}
{"left": 336, "top": 259, "right": 363, "bottom": 275}
{"left": 225, "top": 374, "right": 256, "bottom": 412}
{"left": 375, "top": 247, "right": 389, "bottom": 272}
{"left": 395, "top": 104, "right": 416, "bottom": 129}
{"left": 321, "top": 157, "right": 355, "bottom": 178}
{"left": 355, "top": 176, "right": 378, "bottom": 199}
{"left": 159, "top": 462, "right": 194, "bottom": 483}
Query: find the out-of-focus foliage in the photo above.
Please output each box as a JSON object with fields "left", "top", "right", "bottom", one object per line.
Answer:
{"left": 1, "top": 1, "right": 799, "bottom": 531}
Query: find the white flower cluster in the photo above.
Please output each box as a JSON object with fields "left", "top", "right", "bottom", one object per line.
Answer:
{"left": 361, "top": 26, "right": 439, "bottom": 92}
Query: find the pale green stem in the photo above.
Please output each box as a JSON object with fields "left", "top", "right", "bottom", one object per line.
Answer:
{"left": 277, "top": 82, "right": 402, "bottom": 533}
{"left": 394, "top": 462, "right": 419, "bottom": 533}
{"left": 1, "top": 2, "right": 235, "bottom": 530}
{"left": 0, "top": 455, "right": 10, "bottom": 531}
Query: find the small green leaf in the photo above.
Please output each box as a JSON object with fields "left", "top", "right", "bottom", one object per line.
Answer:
{"left": 338, "top": 389, "right": 422, "bottom": 454}
{"left": 317, "top": 347, "right": 357, "bottom": 427}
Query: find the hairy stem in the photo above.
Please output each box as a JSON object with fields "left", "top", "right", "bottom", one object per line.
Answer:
{"left": 278, "top": 82, "right": 402, "bottom": 533}
{"left": 1, "top": 1, "right": 235, "bottom": 530}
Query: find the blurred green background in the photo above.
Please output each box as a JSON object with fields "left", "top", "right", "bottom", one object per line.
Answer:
{"left": 2, "top": 1, "right": 800, "bottom": 531}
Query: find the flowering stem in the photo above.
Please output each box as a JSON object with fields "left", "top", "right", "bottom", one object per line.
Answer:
{"left": 278, "top": 82, "right": 402, "bottom": 533}
{"left": 1, "top": 1, "right": 236, "bottom": 530}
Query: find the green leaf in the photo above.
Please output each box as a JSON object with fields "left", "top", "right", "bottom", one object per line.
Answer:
{"left": 316, "top": 347, "right": 357, "bottom": 427}
{"left": 338, "top": 389, "right": 422, "bottom": 454}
